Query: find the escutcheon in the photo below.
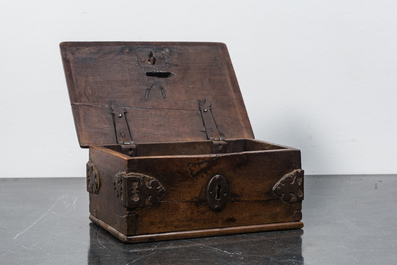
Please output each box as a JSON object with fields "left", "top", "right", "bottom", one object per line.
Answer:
{"left": 207, "top": 174, "right": 229, "bottom": 211}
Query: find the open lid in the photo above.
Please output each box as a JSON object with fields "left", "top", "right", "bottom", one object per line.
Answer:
{"left": 61, "top": 42, "right": 254, "bottom": 147}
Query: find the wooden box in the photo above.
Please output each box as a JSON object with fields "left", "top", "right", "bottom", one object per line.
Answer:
{"left": 60, "top": 42, "right": 304, "bottom": 243}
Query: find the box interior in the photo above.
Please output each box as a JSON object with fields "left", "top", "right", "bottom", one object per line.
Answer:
{"left": 104, "top": 139, "right": 287, "bottom": 157}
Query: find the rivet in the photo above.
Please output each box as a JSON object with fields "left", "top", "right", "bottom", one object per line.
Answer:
{"left": 118, "top": 114, "right": 123, "bottom": 118}
{"left": 204, "top": 109, "right": 208, "bottom": 112}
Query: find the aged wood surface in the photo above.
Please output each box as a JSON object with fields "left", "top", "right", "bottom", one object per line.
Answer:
{"left": 90, "top": 214, "right": 303, "bottom": 243}
{"left": 61, "top": 42, "right": 304, "bottom": 243}
{"left": 61, "top": 42, "right": 254, "bottom": 147}
{"left": 88, "top": 141, "right": 302, "bottom": 236}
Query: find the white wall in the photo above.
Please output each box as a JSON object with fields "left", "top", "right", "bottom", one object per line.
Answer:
{"left": 1, "top": 0, "right": 396, "bottom": 177}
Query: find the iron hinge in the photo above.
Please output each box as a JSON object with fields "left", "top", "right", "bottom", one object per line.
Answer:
{"left": 198, "top": 99, "right": 224, "bottom": 141}
{"left": 110, "top": 101, "right": 133, "bottom": 145}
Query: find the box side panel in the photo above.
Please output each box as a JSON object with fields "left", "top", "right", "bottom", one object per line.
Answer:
{"left": 125, "top": 149, "right": 302, "bottom": 235}
{"left": 88, "top": 146, "right": 131, "bottom": 234}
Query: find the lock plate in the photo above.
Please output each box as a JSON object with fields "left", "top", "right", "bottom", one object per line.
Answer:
{"left": 207, "top": 174, "right": 229, "bottom": 211}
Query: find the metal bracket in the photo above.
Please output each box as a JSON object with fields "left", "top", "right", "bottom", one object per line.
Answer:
{"left": 121, "top": 144, "right": 137, "bottom": 157}
{"left": 110, "top": 101, "right": 133, "bottom": 145}
{"left": 113, "top": 172, "right": 166, "bottom": 209}
{"left": 198, "top": 99, "right": 224, "bottom": 141}
{"left": 86, "top": 161, "right": 100, "bottom": 194}
{"left": 137, "top": 49, "right": 167, "bottom": 69}
{"left": 273, "top": 169, "right": 304, "bottom": 204}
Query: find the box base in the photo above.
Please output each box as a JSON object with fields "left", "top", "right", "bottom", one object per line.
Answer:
{"left": 89, "top": 215, "right": 303, "bottom": 243}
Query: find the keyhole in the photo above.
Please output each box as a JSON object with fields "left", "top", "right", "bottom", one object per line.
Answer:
{"left": 215, "top": 184, "right": 222, "bottom": 200}
{"left": 207, "top": 174, "right": 229, "bottom": 212}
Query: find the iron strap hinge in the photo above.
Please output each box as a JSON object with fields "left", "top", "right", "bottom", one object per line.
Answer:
{"left": 110, "top": 101, "right": 133, "bottom": 145}
{"left": 198, "top": 99, "right": 224, "bottom": 141}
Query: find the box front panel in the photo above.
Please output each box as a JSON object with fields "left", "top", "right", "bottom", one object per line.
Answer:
{"left": 123, "top": 149, "right": 302, "bottom": 235}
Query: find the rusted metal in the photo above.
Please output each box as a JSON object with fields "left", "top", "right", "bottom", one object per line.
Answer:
{"left": 110, "top": 101, "right": 133, "bottom": 145}
{"left": 113, "top": 172, "right": 166, "bottom": 209}
{"left": 273, "top": 169, "right": 304, "bottom": 204}
{"left": 198, "top": 99, "right": 224, "bottom": 141}
{"left": 86, "top": 161, "right": 100, "bottom": 194}
{"left": 207, "top": 174, "right": 229, "bottom": 211}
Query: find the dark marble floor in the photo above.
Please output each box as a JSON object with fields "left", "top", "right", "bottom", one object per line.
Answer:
{"left": 0, "top": 175, "right": 396, "bottom": 264}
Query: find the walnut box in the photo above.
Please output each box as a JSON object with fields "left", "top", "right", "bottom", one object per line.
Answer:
{"left": 60, "top": 42, "right": 304, "bottom": 243}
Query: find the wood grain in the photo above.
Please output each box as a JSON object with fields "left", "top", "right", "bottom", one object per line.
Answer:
{"left": 61, "top": 42, "right": 304, "bottom": 243}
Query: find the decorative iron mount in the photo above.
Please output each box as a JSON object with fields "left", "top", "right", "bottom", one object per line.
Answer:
{"left": 113, "top": 172, "right": 166, "bottom": 209}
{"left": 273, "top": 169, "right": 304, "bottom": 204}
{"left": 86, "top": 161, "right": 100, "bottom": 194}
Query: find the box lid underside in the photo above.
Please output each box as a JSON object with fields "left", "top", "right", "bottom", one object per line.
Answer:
{"left": 61, "top": 42, "right": 254, "bottom": 147}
